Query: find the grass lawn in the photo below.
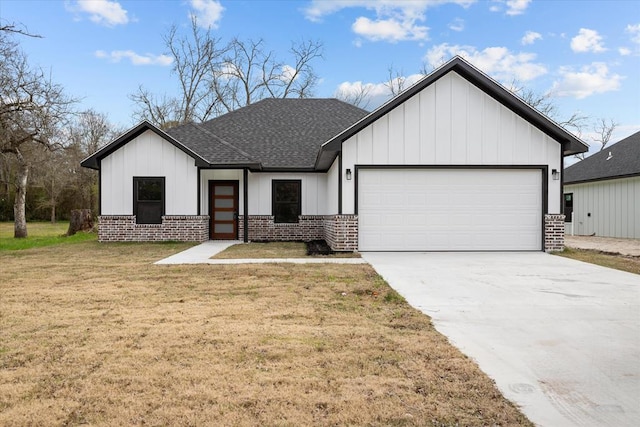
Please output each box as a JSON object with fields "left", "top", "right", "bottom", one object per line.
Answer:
{"left": 213, "top": 241, "right": 360, "bottom": 259}
{"left": 0, "top": 221, "right": 96, "bottom": 250}
{"left": 556, "top": 247, "right": 640, "bottom": 275}
{"left": 0, "top": 241, "right": 531, "bottom": 426}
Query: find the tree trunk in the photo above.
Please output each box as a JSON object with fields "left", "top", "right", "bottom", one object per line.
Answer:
{"left": 13, "top": 161, "right": 29, "bottom": 238}
{"left": 67, "top": 209, "right": 93, "bottom": 236}
{"left": 50, "top": 202, "right": 56, "bottom": 224}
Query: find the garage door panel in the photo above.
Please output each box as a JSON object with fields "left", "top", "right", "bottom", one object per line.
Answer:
{"left": 358, "top": 169, "right": 542, "bottom": 251}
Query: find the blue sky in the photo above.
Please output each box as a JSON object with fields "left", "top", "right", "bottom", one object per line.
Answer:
{"left": 2, "top": 0, "right": 639, "bottom": 154}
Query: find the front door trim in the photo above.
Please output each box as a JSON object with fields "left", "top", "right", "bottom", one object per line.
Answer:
{"left": 209, "top": 180, "right": 239, "bottom": 240}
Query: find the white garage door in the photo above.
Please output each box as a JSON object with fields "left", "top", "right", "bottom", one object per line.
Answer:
{"left": 358, "top": 168, "right": 542, "bottom": 251}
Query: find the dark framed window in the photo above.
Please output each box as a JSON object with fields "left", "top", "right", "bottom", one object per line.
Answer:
{"left": 134, "top": 177, "right": 165, "bottom": 224}
{"left": 563, "top": 193, "right": 573, "bottom": 223}
{"left": 272, "top": 180, "right": 301, "bottom": 223}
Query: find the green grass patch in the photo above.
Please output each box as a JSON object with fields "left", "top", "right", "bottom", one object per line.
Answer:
{"left": 0, "top": 222, "right": 97, "bottom": 251}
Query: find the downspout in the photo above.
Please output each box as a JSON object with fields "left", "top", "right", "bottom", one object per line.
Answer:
{"left": 560, "top": 153, "right": 564, "bottom": 215}
{"left": 197, "top": 167, "right": 201, "bottom": 215}
{"left": 98, "top": 165, "right": 102, "bottom": 216}
{"left": 338, "top": 151, "right": 342, "bottom": 214}
{"left": 243, "top": 168, "right": 249, "bottom": 242}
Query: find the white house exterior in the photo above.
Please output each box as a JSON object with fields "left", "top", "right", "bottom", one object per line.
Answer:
{"left": 564, "top": 131, "right": 640, "bottom": 239}
{"left": 82, "top": 57, "right": 588, "bottom": 251}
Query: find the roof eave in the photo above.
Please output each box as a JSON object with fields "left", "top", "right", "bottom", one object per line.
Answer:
{"left": 565, "top": 172, "right": 640, "bottom": 185}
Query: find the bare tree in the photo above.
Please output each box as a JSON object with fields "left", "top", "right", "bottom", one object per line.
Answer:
{"left": 130, "top": 18, "right": 227, "bottom": 128}
{"left": 130, "top": 18, "right": 323, "bottom": 127}
{"left": 334, "top": 83, "right": 372, "bottom": 109}
{"left": 591, "top": 117, "right": 618, "bottom": 152}
{"left": 385, "top": 65, "right": 409, "bottom": 97}
{"left": 210, "top": 37, "right": 322, "bottom": 112}
{"left": 0, "top": 29, "right": 76, "bottom": 237}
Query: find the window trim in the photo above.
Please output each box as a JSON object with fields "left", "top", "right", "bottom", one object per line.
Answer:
{"left": 133, "top": 176, "right": 165, "bottom": 224}
{"left": 272, "top": 179, "right": 301, "bottom": 224}
{"left": 563, "top": 192, "right": 573, "bottom": 223}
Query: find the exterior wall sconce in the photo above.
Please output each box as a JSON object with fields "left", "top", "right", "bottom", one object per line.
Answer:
{"left": 552, "top": 169, "right": 560, "bottom": 180}
{"left": 346, "top": 168, "right": 352, "bottom": 180}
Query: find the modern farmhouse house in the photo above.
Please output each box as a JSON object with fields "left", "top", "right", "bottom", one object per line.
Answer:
{"left": 81, "top": 56, "right": 588, "bottom": 251}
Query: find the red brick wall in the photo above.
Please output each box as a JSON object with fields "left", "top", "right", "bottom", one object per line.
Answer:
{"left": 323, "top": 215, "right": 358, "bottom": 251}
{"left": 98, "top": 215, "right": 209, "bottom": 242}
{"left": 544, "top": 214, "right": 565, "bottom": 252}
{"left": 240, "top": 215, "right": 325, "bottom": 241}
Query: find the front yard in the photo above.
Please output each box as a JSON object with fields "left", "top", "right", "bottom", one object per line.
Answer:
{"left": 0, "top": 237, "right": 531, "bottom": 426}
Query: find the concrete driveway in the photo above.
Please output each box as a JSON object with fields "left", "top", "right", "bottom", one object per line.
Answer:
{"left": 362, "top": 252, "right": 640, "bottom": 427}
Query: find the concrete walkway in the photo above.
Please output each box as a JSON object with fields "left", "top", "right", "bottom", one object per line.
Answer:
{"left": 154, "top": 240, "right": 367, "bottom": 265}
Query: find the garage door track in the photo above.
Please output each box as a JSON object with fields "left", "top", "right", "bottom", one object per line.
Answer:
{"left": 363, "top": 252, "right": 640, "bottom": 427}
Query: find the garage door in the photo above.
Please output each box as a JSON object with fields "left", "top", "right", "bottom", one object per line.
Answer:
{"left": 358, "top": 168, "right": 542, "bottom": 251}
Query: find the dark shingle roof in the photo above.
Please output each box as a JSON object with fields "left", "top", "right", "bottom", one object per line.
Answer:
{"left": 564, "top": 131, "right": 640, "bottom": 184}
{"left": 190, "top": 98, "right": 368, "bottom": 169}
{"left": 81, "top": 99, "right": 367, "bottom": 171}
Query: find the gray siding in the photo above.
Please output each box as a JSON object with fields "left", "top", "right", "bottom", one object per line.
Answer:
{"left": 565, "top": 176, "right": 640, "bottom": 238}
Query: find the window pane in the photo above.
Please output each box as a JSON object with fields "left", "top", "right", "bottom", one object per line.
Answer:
{"left": 137, "top": 179, "right": 163, "bottom": 201}
{"left": 214, "top": 223, "right": 234, "bottom": 233}
{"left": 137, "top": 202, "right": 162, "bottom": 224}
{"left": 273, "top": 180, "right": 301, "bottom": 223}
{"left": 214, "top": 211, "right": 234, "bottom": 221}
{"left": 274, "top": 182, "right": 299, "bottom": 202}
{"left": 215, "top": 185, "right": 234, "bottom": 196}
{"left": 274, "top": 202, "right": 299, "bottom": 223}
{"left": 214, "top": 198, "right": 234, "bottom": 208}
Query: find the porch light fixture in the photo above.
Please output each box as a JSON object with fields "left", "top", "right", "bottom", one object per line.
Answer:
{"left": 346, "top": 168, "right": 352, "bottom": 180}
{"left": 552, "top": 169, "right": 560, "bottom": 180}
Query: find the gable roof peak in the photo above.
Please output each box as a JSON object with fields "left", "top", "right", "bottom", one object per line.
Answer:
{"left": 318, "top": 55, "right": 588, "bottom": 162}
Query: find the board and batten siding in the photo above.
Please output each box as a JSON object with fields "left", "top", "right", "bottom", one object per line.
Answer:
{"left": 101, "top": 130, "right": 198, "bottom": 215}
{"left": 325, "top": 158, "right": 340, "bottom": 215}
{"left": 247, "top": 172, "right": 329, "bottom": 216}
{"left": 565, "top": 176, "right": 640, "bottom": 238}
{"left": 340, "top": 71, "right": 562, "bottom": 214}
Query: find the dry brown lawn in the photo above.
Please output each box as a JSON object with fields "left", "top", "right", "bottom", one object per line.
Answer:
{"left": 212, "top": 241, "right": 360, "bottom": 259}
{"left": 556, "top": 247, "right": 640, "bottom": 275}
{"left": 0, "top": 241, "right": 532, "bottom": 426}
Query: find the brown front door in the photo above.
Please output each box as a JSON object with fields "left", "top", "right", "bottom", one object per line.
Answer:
{"left": 210, "top": 180, "right": 239, "bottom": 240}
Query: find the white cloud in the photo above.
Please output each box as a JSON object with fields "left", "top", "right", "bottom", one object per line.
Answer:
{"left": 352, "top": 16, "right": 428, "bottom": 42}
{"left": 425, "top": 43, "right": 547, "bottom": 81}
{"left": 334, "top": 73, "right": 425, "bottom": 108}
{"left": 490, "top": 0, "right": 531, "bottom": 16}
{"left": 619, "top": 47, "right": 632, "bottom": 56}
{"left": 551, "top": 63, "right": 623, "bottom": 99}
{"left": 95, "top": 50, "right": 173, "bottom": 66}
{"left": 448, "top": 18, "right": 465, "bottom": 32}
{"left": 189, "top": 0, "right": 224, "bottom": 28}
{"left": 521, "top": 31, "right": 542, "bottom": 45}
{"left": 67, "top": 0, "right": 129, "bottom": 26}
{"left": 626, "top": 23, "right": 640, "bottom": 44}
{"left": 570, "top": 28, "right": 606, "bottom": 53}
{"left": 302, "top": 0, "right": 475, "bottom": 43}
{"left": 622, "top": 23, "right": 640, "bottom": 55}
{"left": 505, "top": 0, "right": 531, "bottom": 15}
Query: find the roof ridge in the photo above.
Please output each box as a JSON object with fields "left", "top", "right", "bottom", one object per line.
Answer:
{"left": 191, "top": 122, "right": 258, "bottom": 163}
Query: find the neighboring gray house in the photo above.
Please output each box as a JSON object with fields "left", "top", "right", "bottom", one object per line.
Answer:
{"left": 564, "top": 131, "right": 640, "bottom": 238}
{"left": 81, "top": 56, "right": 588, "bottom": 251}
